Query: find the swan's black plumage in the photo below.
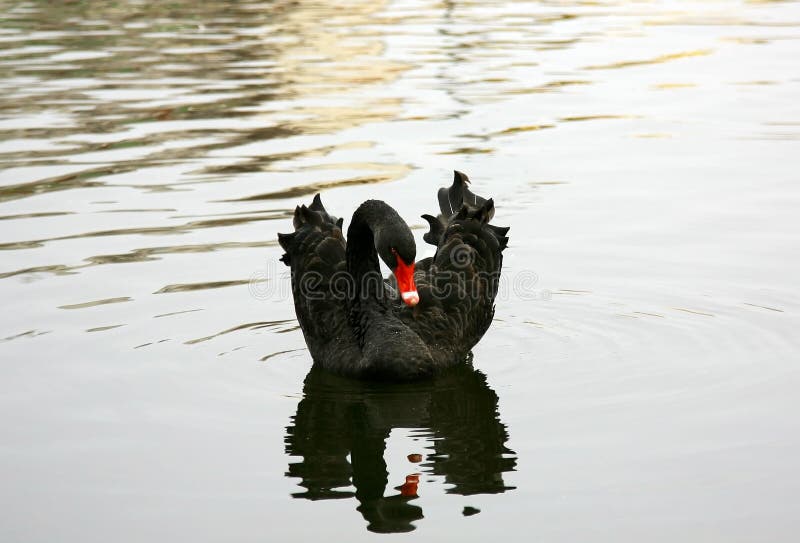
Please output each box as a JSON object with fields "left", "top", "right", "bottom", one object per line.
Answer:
{"left": 278, "top": 170, "right": 509, "bottom": 381}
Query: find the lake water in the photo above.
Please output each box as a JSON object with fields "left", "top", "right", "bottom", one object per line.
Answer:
{"left": 1, "top": 0, "right": 799, "bottom": 540}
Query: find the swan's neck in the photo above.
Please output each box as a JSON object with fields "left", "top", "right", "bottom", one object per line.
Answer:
{"left": 346, "top": 201, "right": 387, "bottom": 305}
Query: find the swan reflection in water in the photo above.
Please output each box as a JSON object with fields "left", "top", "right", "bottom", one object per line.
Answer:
{"left": 284, "top": 363, "right": 516, "bottom": 533}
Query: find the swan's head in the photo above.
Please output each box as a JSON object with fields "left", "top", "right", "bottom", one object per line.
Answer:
{"left": 376, "top": 227, "right": 418, "bottom": 307}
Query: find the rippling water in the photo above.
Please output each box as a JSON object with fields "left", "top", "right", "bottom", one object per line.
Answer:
{"left": 1, "top": 0, "right": 799, "bottom": 540}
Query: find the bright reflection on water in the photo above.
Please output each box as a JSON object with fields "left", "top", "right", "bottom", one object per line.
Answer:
{"left": 1, "top": 0, "right": 799, "bottom": 540}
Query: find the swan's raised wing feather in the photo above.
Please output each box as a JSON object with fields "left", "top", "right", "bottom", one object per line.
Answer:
{"left": 425, "top": 170, "right": 496, "bottom": 247}
{"left": 437, "top": 170, "right": 491, "bottom": 218}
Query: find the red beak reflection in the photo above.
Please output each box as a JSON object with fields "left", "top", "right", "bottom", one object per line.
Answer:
{"left": 399, "top": 474, "right": 420, "bottom": 497}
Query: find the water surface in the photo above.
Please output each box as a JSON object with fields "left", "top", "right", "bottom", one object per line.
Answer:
{"left": 1, "top": 0, "right": 799, "bottom": 541}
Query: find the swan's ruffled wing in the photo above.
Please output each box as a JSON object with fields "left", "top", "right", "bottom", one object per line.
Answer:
{"left": 278, "top": 195, "right": 358, "bottom": 362}
{"left": 404, "top": 172, "right": 509, "bottom": 357}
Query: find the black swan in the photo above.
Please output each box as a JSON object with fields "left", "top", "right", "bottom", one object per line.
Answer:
{"left": 278, "top": 171, "right": 509, "bottom": 380}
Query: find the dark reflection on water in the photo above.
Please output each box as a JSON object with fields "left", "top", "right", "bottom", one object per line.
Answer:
{"left": 285, "top": 363, "right": 516, "bottom": 533}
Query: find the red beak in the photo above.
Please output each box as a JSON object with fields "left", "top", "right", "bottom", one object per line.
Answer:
{"left": 394, "top": 253, "right": 419, "bottom": 307}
